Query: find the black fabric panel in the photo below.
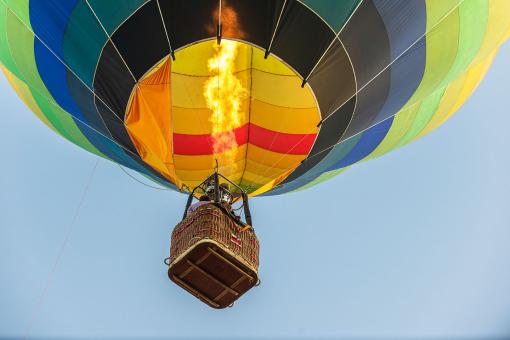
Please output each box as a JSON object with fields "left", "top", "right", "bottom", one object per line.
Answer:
{"left": 67, "top": 68, "right": 112, "bottom": 136}
{"left": 94, "top": 100, "right": 175, "bottom": 185}
{"left": 281, "top": 97, "right": 356, "bottom": 184}
{"left": 221, "top": 0, "right": 285, "bottom": 49}
{"left": 307, "top": 39, "right": 355, "bottom": 119}
{"left": 94, "top": 42, "right": 135, "bottom": 119}
{"left": 338, "top": 0, "right": 426, "bottom": 140}
{"left": 339, "top": 0, "right": 390, "bottom": 87}
{"left": 66, "top": 51, "right": 172, "bottom": 186}
{"left": 336, "top": 0, "right": 391, "bottom": 141}
{"left": 94, "top": 42, "right": 138, "bottom": 154}
{"left": 111, "top": 0, "right": 170, "bottom": 80}
{"left": 159, "top": 0, "right": 217, "bottom": 51}
{"left": 71, "top": 91, "right": 173, "bottom": 186}
{"left": 270, "top": 0, "right": 335, "bottom": 78}
{"left": 341, "top": 76, "right": 390, "bottom": 141}
{"left": 95, "top": 99, "right": 138, "bottom": 155}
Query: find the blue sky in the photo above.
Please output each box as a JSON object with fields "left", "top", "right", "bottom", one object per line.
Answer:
{"left": 1, "top": 42, "right": 509, "bottom": 339}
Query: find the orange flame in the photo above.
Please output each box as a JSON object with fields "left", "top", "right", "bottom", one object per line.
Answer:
{"left": 204, "top": 40, "right": 246, "bottom": 175}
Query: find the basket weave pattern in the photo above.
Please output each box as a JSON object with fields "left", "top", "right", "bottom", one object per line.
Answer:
{"left": 170, "top": 204, "right": 259, "bottom": 272}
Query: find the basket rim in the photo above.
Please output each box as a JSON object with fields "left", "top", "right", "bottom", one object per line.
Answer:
{"left": 168, "top": 238, "right": 259, "bottom": 274}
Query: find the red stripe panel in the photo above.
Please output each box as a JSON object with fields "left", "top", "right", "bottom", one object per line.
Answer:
{"left": 173, "top": 124, "right": 316, "bottom": 155}
{"left": 174, "top": 125, "right": 248, "bottom": 155}
{"left": 248, "top": 124, "right": 316, "bottom": 155}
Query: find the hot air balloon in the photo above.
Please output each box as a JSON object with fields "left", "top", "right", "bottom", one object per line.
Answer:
{"left": 1, "top": 0, "right": 509, "bottom": 307}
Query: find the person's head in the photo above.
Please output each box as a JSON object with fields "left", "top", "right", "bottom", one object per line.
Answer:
{"left": 199, "top": 195, "right": 210, "bottom": 202}
{"left": 205, "top": 185, "right": 215, "bottom": 200}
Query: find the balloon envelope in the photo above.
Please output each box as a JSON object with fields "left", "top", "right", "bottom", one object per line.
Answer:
{"left": 1, "top": 0, "right": 509, "bottom": 196}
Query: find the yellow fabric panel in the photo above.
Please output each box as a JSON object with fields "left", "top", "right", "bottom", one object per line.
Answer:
{"left": 173, "top": 142, "right": 304, "bottom": 188}
{"left": 242, "top": 145, "right": 305, "bottom": 192}
{"left": 408, "top": 0, "right": 510, "bottom": 141}
{"left": 172, "top": 89, "right": 318, "bottom": 136}
{"left": 172, "top": 106, "right": 250, "bottom": 135}
{"left": 172, "top": 40, "right": 250, "bottom": 76}
{"left": 172, "top": 107, "right": 212, "bottom": 134}
{"left": 125, "top": 58, "right": 179, "bottom": 186}
{"left": 2, "top": 66, "right": 57, "bottom": 133}
{"left": 360, "top": 1, "right": 463, "bottom": 163}
{"left": 173, "top": 145, "right": 247, "bottom": 187}
{"left": 243, "top": 158, "right": 292, "bottom": 179}
{"left": 174, "top": 144, "right": 248, "bottom": 170}
{"left": 176, "top": 162, "right": 245, "bottom": 182}
{"left": 448, "top": 53, "right": 495, "bottom": 115}
{"left": 251, "top": 46, "right": 296, "bottom": 75}
{"left": 245, "top": 144, "right": 305, "bottom": 168}
{"left": 363, "top": 104, "right": 421, "bottom": 160}
{"left": 250, "top": 99, "right": 320, "bottom": 134}
{"left": 171, "top": 69, "right": 251, "bottom": 109}
{"left": 172, "top": 39, "right": 296, "bottom": 76}
{"left": 248, "top": 168, "right": 295, "bottom": 197}
{"left": 171, "top": 68, "right": 314, "bottom": 109}
{"left": 125, "top": 39, "right": 320, "bottom": 191}
{"left": 417, "top": 73, "right": 468, "bottom": 138}
{"left": 418, "top": 52, "right": 496, "bottom": 137}
{"left": 250, "top": 69, "right": 316, "bottom": 108}
{"left": 172, "top": 40, "right": 217, "bottom": 76}
{"left": 470, "top": 0, "right": 510, "bottom": 65}
{"left": 170, "top": 73, "right": 209, "bottom": 108}
{"left": 242, "top": 170, "right": 282, "bottom": 188}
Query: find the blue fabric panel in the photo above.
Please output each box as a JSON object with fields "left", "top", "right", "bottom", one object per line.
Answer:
{"left": 73, "top": 120, "right": 174, "bottom": 188}
{"left": 327, "top": 116, "right": 394, "bottom": 170}
{"left": 265, "top": 0, "right": 427, "bottom": 194}
{"left": 370, "top": 0, "right": 427, "bottom": 124}
{"left": 326, "top": 0, "right": 426, "bottom": 169}
{"left": 30, "top": 0, "right": 173, "bottom": 186}
{"left": 262, "top": 135, "right": 361, "bottom": 196}
{"left": 340, "top": 0, "right": 427, "bottom": 141}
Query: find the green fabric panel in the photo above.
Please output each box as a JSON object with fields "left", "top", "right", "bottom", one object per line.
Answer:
{"left": 425, "top": 0, "right": 462, "bottom": 28}
{"left": 397, "top": 89, "right": 444, "bottom": 147}
{"left": 443, "top": 0, "right": 488, "bottom": 81}
{"left": 64, "top": 0, "right": 147, "bottom": 86}
{"left": 401, "top": 1, "right": 460, "bottom": 107}
{"left": 292, "top": 167, "right": 348, "bottom": 193}
{"left": 288, "top": 135, "right": 360, "bottom": 193}
{"left": 362, "top": 0, "right": 462, "bottom": 161}
{"left": 88, "top": 0, "right": 148, "bottom": 34}
{"left": 300, "top": 0, "right": 361, "bottom": 32}
{"left": 31, "top": 90, "right": 104, "bottom": 157}
{"left": 63, "top": 1, "right": 110, "bottom": 86}
{"left": 2, "top": 0, "right": 29, "bottom": 25}
{"left": 397, "top": 0, "right": 488, "bottom": 147}
{"left": 5, "top": 9, "right": 104, "bottom": 157}
{"left": 363, "top": 104, "right": 421, "bottom": 160}
{"left": 0, "top": 4, "right": 20, "bottom": 75}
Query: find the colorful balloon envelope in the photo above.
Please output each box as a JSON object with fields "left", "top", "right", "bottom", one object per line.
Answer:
{"left": 1, "top": 0, "right": 509, "bottom": 196}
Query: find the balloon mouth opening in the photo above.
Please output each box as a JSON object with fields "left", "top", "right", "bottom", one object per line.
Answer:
{"left": 125, "top": 39, "right": 321, "bottom": 195}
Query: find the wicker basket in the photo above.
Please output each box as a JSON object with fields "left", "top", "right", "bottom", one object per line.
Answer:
{"left": 167, "top": 204, "right": 259, "bottom": 308}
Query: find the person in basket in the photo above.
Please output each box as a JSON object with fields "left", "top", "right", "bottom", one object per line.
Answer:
{"left": 186, "top": 194, "right": 211, "bottom": 216}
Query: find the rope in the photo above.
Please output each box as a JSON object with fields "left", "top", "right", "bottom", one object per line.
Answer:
{"left": 0, "top": 4, "right": 156, "bottom": 165}
{"left": 244, "top": 0, "right": 466, "bottom": 191}
{"left": 23, "top": 159, "right": 100, "bottom": 339}
{"left": 118, "top": 164, "right": 171, "bottom": 191}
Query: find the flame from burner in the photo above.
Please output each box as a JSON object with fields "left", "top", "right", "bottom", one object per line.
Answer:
{"left": 204, "top": 40, "right": 246, "bottom": 175}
